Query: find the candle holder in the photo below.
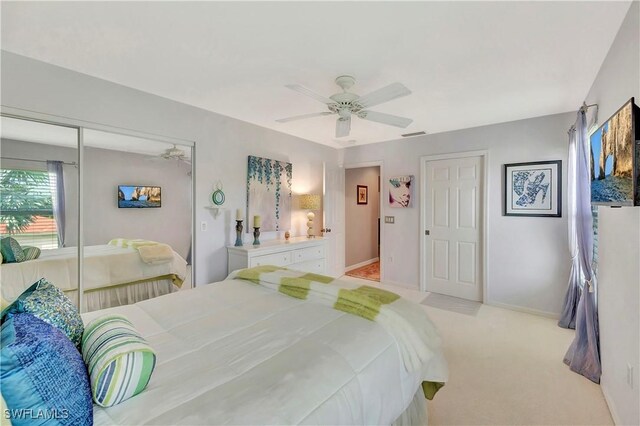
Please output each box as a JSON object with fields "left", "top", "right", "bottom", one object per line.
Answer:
{"left": 253, "top": 227, "right": 261, "bottom": 246}
{"left": 234, "top": 220, "right": 243, "bottom": 247}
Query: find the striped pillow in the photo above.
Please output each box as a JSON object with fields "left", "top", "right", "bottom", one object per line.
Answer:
{"left": 82, "top": 315, "right": 156, "bottom": 407}
{"left": 22, "top": 246, "right": 41, "bottom": 261}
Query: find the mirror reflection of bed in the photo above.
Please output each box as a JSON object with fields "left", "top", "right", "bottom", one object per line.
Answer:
{"left": 0, "top": 116, "right": 193, "bottom": 312}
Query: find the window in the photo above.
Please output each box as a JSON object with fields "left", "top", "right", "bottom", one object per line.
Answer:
{"left": 0, "top": 168, "right": 59, "bottom": 250}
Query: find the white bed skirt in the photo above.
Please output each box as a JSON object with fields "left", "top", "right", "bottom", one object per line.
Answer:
{"left": 65, "top": 279, "right": 177, "bottom": 312}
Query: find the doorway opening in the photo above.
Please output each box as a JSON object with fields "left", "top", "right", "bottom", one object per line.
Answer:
{"left": 344, "top": 165, "right": 381, "bottom": 282}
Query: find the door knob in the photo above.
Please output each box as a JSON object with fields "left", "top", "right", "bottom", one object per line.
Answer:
{"left": 321, "top": 228, "right": 332, "bottom": 233}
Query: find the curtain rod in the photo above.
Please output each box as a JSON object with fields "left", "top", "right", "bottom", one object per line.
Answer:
{"left": 0, "top": 156, "right": 78, "bottom": 167}
{"left": 568, "top": 103, "right": 599, "bottom": 134}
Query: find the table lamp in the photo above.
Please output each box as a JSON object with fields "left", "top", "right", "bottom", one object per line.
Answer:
{"left": 299, "top": 194, "right": 321, "bottom": 238}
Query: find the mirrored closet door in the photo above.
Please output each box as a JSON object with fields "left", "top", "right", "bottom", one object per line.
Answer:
{"left": 0, "top": 115, "right": 80, "bottom": 305}
{"left": 81, "top": 130, "right": 193, "bottom": 312}
{"left": 1, "top": 113, "right": 194, "bottom": 313}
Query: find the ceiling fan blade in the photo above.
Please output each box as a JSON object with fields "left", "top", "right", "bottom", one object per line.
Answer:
{"left": 275, "top": 111, "right": 334, "bottom": 123}
{"left": 336, "top": 117, "right": 351, "bottom": 138}
{"left": 286, "top": 84, "right": 337, "bottom": 105}
{"left": 356, "top": 83, "right": 411, "bottom": 109}
{"left": 359, "top": 110, "right": 413, "bottom": 128}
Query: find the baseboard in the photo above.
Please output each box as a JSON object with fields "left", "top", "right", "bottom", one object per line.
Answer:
{"left": 601, "top": 382, "right": 621, "bottom": 425}
{"left": 345, "top": 257, "right": 379, "bottom": 272}
{"left": 486, "top": 300, "right": 560, "bottom": 319}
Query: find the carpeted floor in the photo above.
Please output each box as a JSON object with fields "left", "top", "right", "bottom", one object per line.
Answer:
{"left": 341, "top": 275, "right": 614, "bottom": 425}
{"left": 345, "top": 261, "right": 380, "bottom": 281}
{"left": 421, "top": 293, "right": 482, "bottom": 316}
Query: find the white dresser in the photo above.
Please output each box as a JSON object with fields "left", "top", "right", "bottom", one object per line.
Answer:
{"left": 227, "top": 237, "right": 326, "bottom": 275}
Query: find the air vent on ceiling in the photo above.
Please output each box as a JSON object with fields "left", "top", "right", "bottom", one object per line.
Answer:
{"left": 401, "top": 131, "right": 427, "bottom": 137}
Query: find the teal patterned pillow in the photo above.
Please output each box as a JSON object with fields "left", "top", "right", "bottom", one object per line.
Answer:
{"left": 0, "top": 237, "right": 25, "bottom": 263}
{"left": 1, "top": 279, "right": 83, "bottom": 350}
{"left": 21, "top": 246, "right": 41, "bottom": 261}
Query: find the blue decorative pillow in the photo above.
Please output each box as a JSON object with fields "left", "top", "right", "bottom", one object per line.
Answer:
{"left": 0, "top": 313, "right": 92, "bottom": 426}
{"left": 1, "top": 279, "right": 83, "bottom": 350}
{"left": 0, "top": 237, "right": 25, "bottom": 263}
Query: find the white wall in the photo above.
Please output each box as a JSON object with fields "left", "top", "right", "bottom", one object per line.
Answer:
{"left": 345, "top": 166, "right": 379, "bottom": 267}
{"left": 583, "top": 2, "right": 639, "bottom": 424}
{"left": 344, "top": 112, "right": 574, "bottom": 316}
{"left": 1, "top": 51, "right": 339, "bottom": 284}
{"left": 83, "top": 147, "right": 192, "bottom": 258}
{"left": 0, "top": 139, "right": 79, "bottom": 246}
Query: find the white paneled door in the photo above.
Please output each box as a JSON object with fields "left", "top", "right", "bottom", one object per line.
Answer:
{"left": 323, "top": 161, "right": 345, "bottom": 277}
{"left": 423, "top": 155, "right": 484, "bottom": 301}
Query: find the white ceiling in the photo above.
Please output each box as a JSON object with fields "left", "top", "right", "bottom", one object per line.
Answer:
{"left": 0, "top": 1, "right": 632, "bottom": 148}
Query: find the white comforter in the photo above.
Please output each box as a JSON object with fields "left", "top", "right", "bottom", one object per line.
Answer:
{"left": 82, "top": 279, "right": 447, "bottom": 425}
{"left": 1, "top": 245, "right": 186, "bottom": 301}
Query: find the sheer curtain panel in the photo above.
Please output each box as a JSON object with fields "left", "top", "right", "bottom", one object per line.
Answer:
{"left": 562, "top": 109, "right": 601, "bottom": 383}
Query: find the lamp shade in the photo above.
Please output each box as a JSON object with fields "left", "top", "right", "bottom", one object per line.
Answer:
{"left": 299, "top": 194, "right": 321, "bottom": 210}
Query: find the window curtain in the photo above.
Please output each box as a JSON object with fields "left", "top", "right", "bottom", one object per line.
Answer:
{"left": 558, "top": 123, "right": 581, "bottom": 329}
{"left": 46, "top": 160, "right": 66, "bottom": 247}
{"left": 561, "top": 109, "right": 601, "bottom": 384}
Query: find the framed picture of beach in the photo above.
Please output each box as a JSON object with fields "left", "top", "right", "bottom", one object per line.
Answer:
{"left": 503, "top": 160, "right": 562, "bottom": 217}
{"left": 118, "top": 185, "right": 161, "bottom": 208}
{"left": 590, "top": 98, "right": 639, "bottom": 206}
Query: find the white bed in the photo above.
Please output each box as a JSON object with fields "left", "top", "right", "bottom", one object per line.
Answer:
{"left": 1, "top": 244, "right": 187, "bottom": 311}
{"left": 81, "top": 277, "right": 447, "bottom": 425}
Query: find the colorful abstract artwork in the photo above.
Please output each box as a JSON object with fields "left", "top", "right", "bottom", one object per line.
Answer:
{"left": 388, "top": 175, "right": 413, "bottom": 208}
{"left": 504, "top": 161, "right": 561, "bottom": 217}
{"left": 247, "top": 156, "right": 292, "bottom": 232}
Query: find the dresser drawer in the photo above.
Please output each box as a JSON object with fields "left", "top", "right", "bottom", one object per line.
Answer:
{"left": 249, "top": 251, "right": 292, "bottom": 267}
{"left": 290, "top": 259, "right": 326, "bottom": 274}
{"left": 293, "top": 245, "right": 325, "bottom": 263}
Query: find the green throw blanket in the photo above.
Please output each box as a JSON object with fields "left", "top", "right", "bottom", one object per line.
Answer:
{"left": 232, "top": 265, "right": 447, "bottom": 400}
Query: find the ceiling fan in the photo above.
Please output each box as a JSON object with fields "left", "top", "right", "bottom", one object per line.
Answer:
{"left": 276, "top": 75, "right": 413, "bottom": 138}
{"left": 159, "top": 144, "right": 190, "bottom": 164}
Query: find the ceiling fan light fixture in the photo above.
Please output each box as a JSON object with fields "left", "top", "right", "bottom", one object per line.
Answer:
{"left": 278, "top": 76, "right": 413, "bottom": 138}
{"left": 336, "top": 117, "right": 351, "bottom": 138}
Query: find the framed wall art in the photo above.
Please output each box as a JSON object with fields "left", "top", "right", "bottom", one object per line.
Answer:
{"left": 247, "top": 155, "right": 292, "bottom": 231}
{"left": 357, "top": 185, "right": 368, "bottom": 205}
{"left": 504, "top": 160, "right": 562, "bottom": 217}
{"left": 388, "top": 175, "right": 413, "bottom": 208}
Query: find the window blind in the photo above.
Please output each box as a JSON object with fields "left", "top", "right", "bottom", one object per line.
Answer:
{"left": 0, "top": 169, "right": 59, "bottom": 250}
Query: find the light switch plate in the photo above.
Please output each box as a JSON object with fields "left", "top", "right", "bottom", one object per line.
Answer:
{"left": 384, "top": 216, "right": 395, "bottom": 224}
